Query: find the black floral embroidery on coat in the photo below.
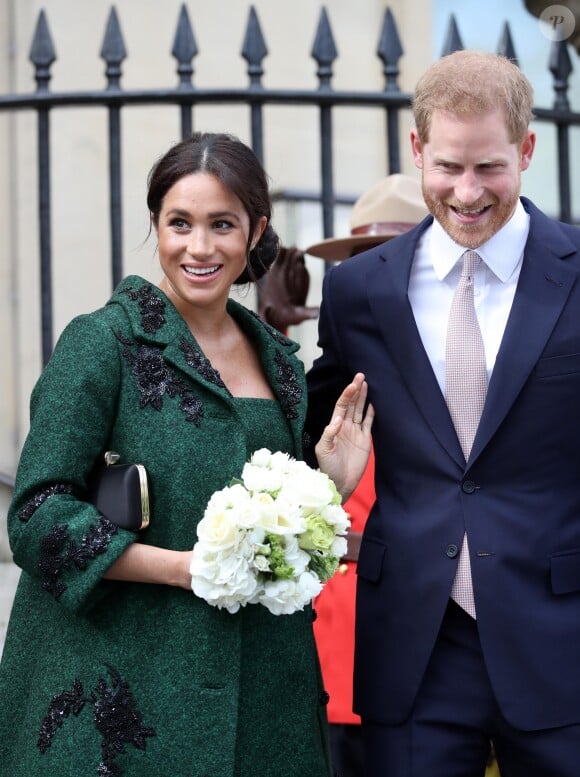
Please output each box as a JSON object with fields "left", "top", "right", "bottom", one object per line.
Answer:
{"left": 38, "top": 678, "right": 85, "bottom": 754}
{"left": 274, "top": 349, "right": 302, "bottom": 420}
{"left": 93, "top": 664, "right": 156, "bottom": 774}
{"left": 39, "top": 518, "right": 118, "bottom": 600}
{"left": 18, "top": 483, "right": 74, "bottom": 522}
{"left": 179, "top": 337, "right": 228, "bottom": 391}
{"left": 249, "top": 309, "right": 293, "bottom": 346}
{"left": 116, "top": 333, "right": 203, "bottom": 425}
{"left": 121, "top": 285, "right": 166, "bottom": 333}
{"left": 38, "top": 664, "right": 155, "bottom": 777}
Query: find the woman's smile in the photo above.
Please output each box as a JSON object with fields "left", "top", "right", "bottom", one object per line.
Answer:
{"left": 183, "top": 263, "right": 222, "bottom": 279}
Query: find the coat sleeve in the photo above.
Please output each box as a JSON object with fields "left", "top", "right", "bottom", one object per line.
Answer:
{"left": 304, "top": 267, "right": 352, "bottom": 467}
{"left": 8, "top": 311, "right": 137, "bottom": 615}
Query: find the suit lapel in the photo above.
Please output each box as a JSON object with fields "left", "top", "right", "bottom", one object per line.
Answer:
{"left": 367, "top": 223, "right": 466, "bottom": 467}
{"left": 470, "top": 206, "right": 579, "bottom": 462}
{"left": 366, "top": 202, "right": 580, "bottom": 468}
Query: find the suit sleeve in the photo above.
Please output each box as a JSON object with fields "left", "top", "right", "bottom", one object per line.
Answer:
{"left": 8, "top": 312, "right": 137, "bottom": 615}
{"left": 305, "top": 267, "right": 353, "bottom": 467}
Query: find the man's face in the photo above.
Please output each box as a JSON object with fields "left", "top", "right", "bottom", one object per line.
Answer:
{"left": 411, "top": 108, "right": 535, "bottom": 248}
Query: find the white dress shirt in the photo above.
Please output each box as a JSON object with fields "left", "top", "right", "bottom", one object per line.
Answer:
{"left": 408, "top": 200, "right": 530, "bottom": 394}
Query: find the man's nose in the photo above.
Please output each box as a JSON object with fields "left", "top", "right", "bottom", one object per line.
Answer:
{"left": 455, "top": 171, "right": 484, "bottom": 204}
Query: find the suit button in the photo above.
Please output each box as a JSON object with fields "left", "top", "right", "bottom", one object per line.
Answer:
{"left": 446, "top": 544, "right": 459, "bottom": 558}
{"left": 462, "top": 480, "right": 477, "bottom": 494}
{"left": 319, "top": 691, "right": 330, "bottom": 705}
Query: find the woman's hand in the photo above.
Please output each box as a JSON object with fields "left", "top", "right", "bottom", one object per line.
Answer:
{"left": 315, "top": 372, "right": 374, "bottom": 501}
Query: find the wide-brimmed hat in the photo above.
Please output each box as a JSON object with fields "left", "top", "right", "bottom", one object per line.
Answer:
{"left": 305, "top": 173, "right": 428, "bottom": 261}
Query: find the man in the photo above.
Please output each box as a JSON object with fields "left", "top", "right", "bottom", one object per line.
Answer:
{"left": 305, "top": 50, "right": 580, "bottom": 777}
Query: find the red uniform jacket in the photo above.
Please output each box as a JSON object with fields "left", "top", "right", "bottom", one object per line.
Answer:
{"left": 314, "top": 448, "right": 375, "bottom": 723}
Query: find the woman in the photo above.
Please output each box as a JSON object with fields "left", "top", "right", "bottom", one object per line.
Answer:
{"left": 0, "top": 132, "right": 372, "bottom": 776}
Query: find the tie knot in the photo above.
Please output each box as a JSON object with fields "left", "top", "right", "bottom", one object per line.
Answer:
{"left": 461, "top": 250, "right": 481, "bottom": 279}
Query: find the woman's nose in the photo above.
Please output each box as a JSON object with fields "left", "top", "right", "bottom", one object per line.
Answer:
{"left": 187, "top": 228, "right": 211, "bottom": 257}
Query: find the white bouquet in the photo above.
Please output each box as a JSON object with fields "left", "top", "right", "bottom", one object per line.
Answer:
{"left": 190, "top": 448, "right": 350, "bottom": 615}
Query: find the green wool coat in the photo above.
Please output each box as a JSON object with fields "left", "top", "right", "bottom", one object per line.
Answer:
{"left": 0, "top": 276, "right": 332, "bottom": 777}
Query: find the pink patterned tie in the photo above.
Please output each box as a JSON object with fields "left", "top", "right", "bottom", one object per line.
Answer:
{"left": 445, "top": 250, "right": 487, "bottom": 618}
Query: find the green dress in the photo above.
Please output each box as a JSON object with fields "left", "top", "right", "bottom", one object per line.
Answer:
{"left": 0, "top": 276, "right": 331, "bottom": 777}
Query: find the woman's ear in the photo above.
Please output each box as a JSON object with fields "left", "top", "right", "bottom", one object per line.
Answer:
{"left": 251, "top": 216, "right": 268, "bottom": 249}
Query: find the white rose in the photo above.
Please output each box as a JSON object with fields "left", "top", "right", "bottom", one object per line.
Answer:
{"left": 277, "top": 467, "right": 335, "bottom": 513}
{"left": 206, "top": 483, "right": 250, "bottom": 513}
{"left": 242, "top": 462, "right": 285, "bottom": 494}
{"left": 269, "top": 450, "right": 293, "bottom": 473}
{"left": 196, "top": 508, "right": 238, "bottom": 549}
{"left": 249, "top": 448, "right": 274, "bottom": 467}
{"left": 269, "top": 495, "right": 305, "bottom": 535}
{"left": 249, "top": 492, "right": 280, "bottom": 532}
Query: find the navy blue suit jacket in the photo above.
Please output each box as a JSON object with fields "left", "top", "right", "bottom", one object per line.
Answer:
{"left": 306, "top": 198, "right": 580, "bottom": 731}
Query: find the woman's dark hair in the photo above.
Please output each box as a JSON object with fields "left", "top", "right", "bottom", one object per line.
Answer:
{"left": 147, "top": 132, "right": 280, "bottom": 284}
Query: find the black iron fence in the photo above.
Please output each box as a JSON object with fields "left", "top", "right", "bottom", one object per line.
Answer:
{"left": 1, "top": 4, "right": 579, "bottom": 366}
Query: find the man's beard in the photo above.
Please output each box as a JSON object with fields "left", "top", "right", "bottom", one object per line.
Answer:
{"left": 422, "top": 183, "right": 520, "bottom": 248}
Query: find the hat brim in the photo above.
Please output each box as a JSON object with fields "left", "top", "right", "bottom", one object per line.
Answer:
{"left": 305, "top": 232, "right": 398, "bottom": 261}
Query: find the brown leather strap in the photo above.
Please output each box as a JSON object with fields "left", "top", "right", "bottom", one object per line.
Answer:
{"left": 341, "top": 530, "right": 363, "bottom": 563}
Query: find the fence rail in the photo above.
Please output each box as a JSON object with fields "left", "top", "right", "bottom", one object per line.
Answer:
{"left": 1, "top": 4, "right": 578, "bottom": 365}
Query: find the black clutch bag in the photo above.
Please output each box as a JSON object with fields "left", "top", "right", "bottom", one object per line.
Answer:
{"left": 88, "top": 451, "right": 150, "bottom": 531}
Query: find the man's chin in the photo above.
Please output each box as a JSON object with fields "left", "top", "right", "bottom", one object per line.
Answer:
{"left": 439, "top": 219, "right": 489, "bottom": 249}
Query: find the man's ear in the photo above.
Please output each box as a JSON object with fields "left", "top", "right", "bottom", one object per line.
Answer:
{"left": 410, "top": 128, "right": 424, "bottom": 170}
{"left": 519, "top": 130, "right": 536, "bottom": 172}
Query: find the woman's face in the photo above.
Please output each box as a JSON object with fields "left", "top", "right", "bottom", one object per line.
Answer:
{"left": 154, "top": 172, "right": 266, "bottom": 318}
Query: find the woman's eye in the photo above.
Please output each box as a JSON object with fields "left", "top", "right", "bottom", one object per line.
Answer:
{"left": 170, "top": 218, "right": 189, "bottom": 230}
{"left": 213, "top": 219, "right": 233, "bottom": 231}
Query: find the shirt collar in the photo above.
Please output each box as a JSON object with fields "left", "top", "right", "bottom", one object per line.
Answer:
{"left": 430, "top": 199, "right": 530, "bottom": 282}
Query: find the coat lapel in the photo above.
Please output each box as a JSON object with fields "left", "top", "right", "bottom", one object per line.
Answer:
{"left": 232, "top": 306, "right": 307, "bottom": 457}
{"left": 109, "top": 277, "right": 307, "bottom": 457}
{"left": 109, "top": 276, "right": 234, "bottom": 401}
